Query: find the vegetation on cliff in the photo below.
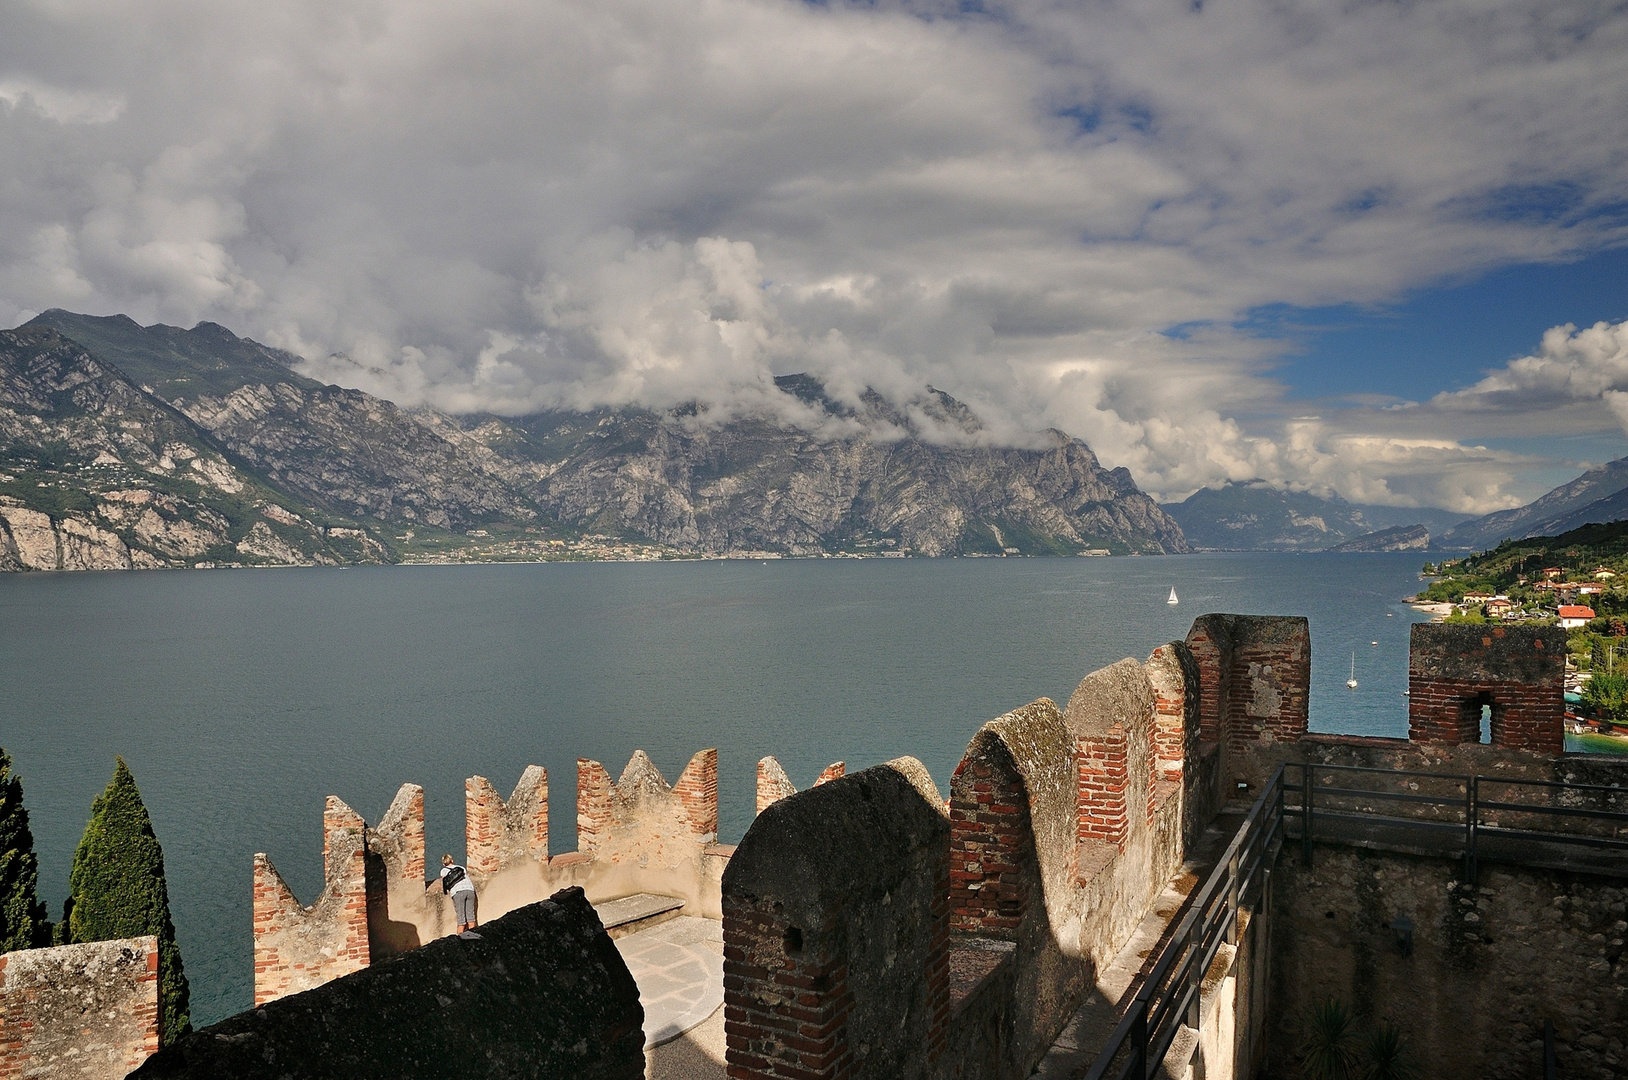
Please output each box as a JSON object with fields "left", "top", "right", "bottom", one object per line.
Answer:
{"left": 0, "top": 747, "right": 51, "bottom": 950}
{"left": 4, "top": 311, "right": 1190, "bottom": 562}
{"left": 61, "top": 757, "right": 191, "bottom": 1044}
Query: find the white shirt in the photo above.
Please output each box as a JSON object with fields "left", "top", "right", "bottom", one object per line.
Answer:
{"left": 440, "top": 865, "right": 475, "bottom": 895}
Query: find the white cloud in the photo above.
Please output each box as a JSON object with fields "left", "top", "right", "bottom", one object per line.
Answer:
{"left": 0, "top": 76, "right": 123, "bottom": 124}
{"left": 1, "top": 0, "right": 1626, "bottom": 510}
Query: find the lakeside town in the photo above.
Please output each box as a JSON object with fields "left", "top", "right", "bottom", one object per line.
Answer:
{"left": 1414, "top": 521, "right": 1628, "bottom": 742}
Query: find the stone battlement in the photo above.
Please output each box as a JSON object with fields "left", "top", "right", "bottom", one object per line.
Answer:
{"left": 251, "top": 749, "right": 724, "bottom": 1005}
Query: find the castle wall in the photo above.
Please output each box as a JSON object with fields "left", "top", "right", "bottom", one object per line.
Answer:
{"left": 1270, "top": 847, "right": 1628, "bottom": 1080}
{"left": 754, "top": 757, "right": 845, "bottom": 814}
{"left": 133, "top": 889, "right": 645, "bottom": 1080}
{"left": 949, "top": 700, "right": 1085, "bottom": 1078}
{"left": 251, "top": 749, "right": 723, "bottom": 1004}
{"left": 722, "top": 760, "right": 952, "bottom": 1080}
{"left": 0, "top": 936, "right": 160, "bottom": 1080}
{"left": 252, "top": 797, "right": 370, "bottom": 1004}
{"left": 722, "top": 636, "right": 1210, "bottom": 1080}
{"left": 1184, "top": 615, "right": 1311, "bottom": 764}
{"left": 1408, "top": 623, "right": 1564, "bottom": 752}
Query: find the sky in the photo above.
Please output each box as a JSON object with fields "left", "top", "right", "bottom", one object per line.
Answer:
{"left": 2, "top": 0, "right": 1627, "bottom": 513}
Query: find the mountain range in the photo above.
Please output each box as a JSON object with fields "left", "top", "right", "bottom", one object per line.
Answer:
{"left": 1436, "top": 457, "right": 1628, "bottom": 550}
{"left": 1162, "top": 481, "right": 1473, "bottom": 551}
{"left": 0, "top": 311, "right": 1187, "bottom": 569}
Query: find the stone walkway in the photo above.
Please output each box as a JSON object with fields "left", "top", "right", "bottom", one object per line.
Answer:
{"left": 614, "top": 916, "right": 724, "bottom": 1050}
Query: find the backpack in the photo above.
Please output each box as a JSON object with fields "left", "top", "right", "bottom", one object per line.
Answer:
{"left": 441, "top": 864, "right": 467, "bottom": 893}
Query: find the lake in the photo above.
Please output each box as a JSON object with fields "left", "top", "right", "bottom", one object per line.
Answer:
{"left": 0, "top": 551, "right": 1535, "bottom": 1022}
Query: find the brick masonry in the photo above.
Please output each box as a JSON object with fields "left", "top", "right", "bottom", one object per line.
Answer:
{"left": 675, "top": 749, "right": 720, "bottom": 839}
{"left": 252, "top": 797, "right": 370, "bottom": 1005}
{"left": 466, "top": 765, "right": 548, "bottom": 877}
{"left": 1184, "top": 614, "right": 1310, "bottom": 751}
{"left": 755, "top": 756, "right": 847, "bottom": 815}
{"left": 0, "top": 936, "right": 160, "bottom": 1080}
{"left": 723, "top": 762, "right": 951, "bottom": 1080}
{"left": 1408, "top": 623, "right": 1564, "bottom": 752}
{"left": 949, "top": 740, "right": 1034, "bottom": 939}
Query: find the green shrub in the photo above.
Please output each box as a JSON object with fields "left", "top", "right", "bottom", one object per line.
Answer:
{"left": 61, "top": 758, "right": 190, "bottom": 1044}
{"left": 1358, "top": 1019, "right": 1418, "bottom": 1080}
{"left": 1300, "top": 998, "right": 1359, "bottom": 1080}
{"left": 1583, "top": 672, "right": 1628, "bottom": 722}
{"left": 0, "top": 747, "right": 51, "bottom": 950}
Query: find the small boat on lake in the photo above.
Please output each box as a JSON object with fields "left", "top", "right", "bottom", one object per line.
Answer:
{"left": 1347, "top": 654, "right": 1358, "bottom": 689}
{"left": 1167, "top": 587, "right": 1179, "bottom": 605}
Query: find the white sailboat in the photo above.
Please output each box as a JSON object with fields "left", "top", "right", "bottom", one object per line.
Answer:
{"left": 1167, "top": 586, "right": 1179, "bottom": 605}
{"left": 1346, "top": 654, "right": 1358, "bottom": 689}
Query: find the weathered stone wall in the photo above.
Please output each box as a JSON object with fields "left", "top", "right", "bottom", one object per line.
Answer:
{"left": 0, "top": 936, "right": 160, "bottom": 1080}
{"left": 754, "top": 756, "right": 845, "bottom": 814}
{"left": 949, "top": 700, "right": 1087, "bottom": 1078}
{"left": 134, "top": 888, "right": 645, "bottom": 1080}
{"left": 1270, "top": 846, "right": 1628, "bottom": 1080}
{"left": 253, "top": 796, "right": 371, "bottom": 1004}
{"left": 1232, "top": 734, "right": 1628, "bottom": 825}
{"left": 466, "top": 765, "right": 547, "bottom": 876}
{"left": 1408, "top": 623, "right": 1564, "bottom": 752}
{"left": 722, "top": 760, "right": 952, "bottom": 1080}
{"left": 1184, "top": 614, "right": 1310, "bottom": 759}
{"left": 253, "top": 748, "right": 725, "bottom": 1004}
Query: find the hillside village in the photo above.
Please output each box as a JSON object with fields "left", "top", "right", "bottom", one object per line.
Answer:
{"left": 1419, "top": 520, "right": 1628, "bottom": 730}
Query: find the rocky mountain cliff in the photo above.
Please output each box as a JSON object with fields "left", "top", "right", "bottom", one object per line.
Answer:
{"left": 502, "top": 381, "right": 1186, "bottom": 556}
{"left": 1324, "top": 524, "right": 1430, "bottom": 553}
{"left": 1438, "top": 455, "right": 1628, "bottom": 550}
{"left": 0, "top": 326, "right": 388, "bottom": 570}
{"left": 2, "top": 311, "right": 1188, "bottom": 566}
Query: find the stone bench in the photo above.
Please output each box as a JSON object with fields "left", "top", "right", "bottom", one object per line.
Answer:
{"left": 593, "top": 893, "right": 686, "bottom": 939}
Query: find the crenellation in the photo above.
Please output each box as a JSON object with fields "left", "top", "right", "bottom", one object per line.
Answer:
{"left": 465, "top": 765, "right": 548, "bottom": 877}
{"left": 216, "top": 607, "right": 1590, "bottom": 1077}
{"left": 755, "top": 755, "right": 847, "bottom": 814}
{"left": 0, "top": 937, "right": 161, "bottom": 1080}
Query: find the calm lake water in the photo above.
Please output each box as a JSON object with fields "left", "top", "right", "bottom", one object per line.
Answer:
{"left": 0, "top": 552, "right": 1498, "bottom": 1022}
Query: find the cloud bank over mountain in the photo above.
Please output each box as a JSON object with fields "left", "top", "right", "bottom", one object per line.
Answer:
{"left": 1, "top": 0, "right": 1625, "bottom": 510}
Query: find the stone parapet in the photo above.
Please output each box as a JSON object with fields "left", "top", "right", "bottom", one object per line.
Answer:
{"left": 0, "top": 936, "right": 160, "bottom": 1080}
{"left": 723, "top": 761, "right": 951, "bottom": 1080}
{"left": 1407, "top": 624, "right": 1563, "bottom": 751}
{"left": 755, "top": 756, "right": 845, "bottom": 814}
{"left": 134, "top": 889, "right": 644, "bottom": 1080}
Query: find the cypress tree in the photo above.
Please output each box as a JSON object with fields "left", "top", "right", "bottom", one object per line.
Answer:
{"left": 0, "top": 746, "right": 51, "bottom": 951}
{"left": 63, "top": 757, "right": 190, "bottom": 1044}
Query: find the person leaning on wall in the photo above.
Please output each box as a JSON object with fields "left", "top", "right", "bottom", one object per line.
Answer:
{"left": 429, "top": 853, "right": 480, "bottom": 939}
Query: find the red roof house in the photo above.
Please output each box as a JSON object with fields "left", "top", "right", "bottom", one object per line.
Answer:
{"left": 1558, "top": 605, "right": 1596, "bottom": 627}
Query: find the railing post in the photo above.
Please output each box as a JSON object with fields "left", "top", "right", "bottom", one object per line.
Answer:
{"left": 1130, "top": 1000, "right": 1149, "bottom": 1080}
{"left": 1301, "top": 765, "right": 1314, "bottom": 867}
{"left": 1543, "top": 1018, "right": 1556, "bottom": 1080}
{"left": 1466, "top": 774, "right": 1479, "bottom": 886}
{"left": 1226, "top": 848, "right": 1240, "bottom": 945}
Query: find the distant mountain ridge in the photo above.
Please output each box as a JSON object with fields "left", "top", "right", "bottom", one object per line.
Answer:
{"left": 1164, "top": 480, "right": 1468, "bottom": 551}
{"left": 1439, "top": 456, "right": 1628, "bottom": 550}
{"left": 1, "top": 310, "right": 1188, "bottom": 565}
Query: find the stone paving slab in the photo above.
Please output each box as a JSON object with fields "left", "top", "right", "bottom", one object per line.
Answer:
{"left": 614, "top": 916, "right": 724, "bottom": 1049}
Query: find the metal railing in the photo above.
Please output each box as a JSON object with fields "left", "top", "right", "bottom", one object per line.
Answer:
{"left": 1082, "top": 760, "right": 1628, "bottom": 1080}
{"left": 1290, "top": 762, "right": 1628, "bottom": 883}
{"left": 1083, "top": 765, "right": 1287, "bottom": 1080}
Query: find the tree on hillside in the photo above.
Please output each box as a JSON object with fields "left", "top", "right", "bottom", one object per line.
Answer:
{"left": 1583, "top": 672, "right": 1628, "bottom": 726}
{"left": 0, "top": 747, "right": 51, "bottom": 951}
{"left": 61, "top": 757, "right": 190, "bottom": 1044}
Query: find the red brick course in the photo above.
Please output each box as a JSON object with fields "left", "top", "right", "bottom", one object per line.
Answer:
{"left": 1076, "top": 726, "right": 1130, "bottom": 851}
{"left": 676, "top": 749, "right": 720, "bottom": 839}
{"left": 948, "top": 753, "right": 1033, "bottom": 939}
